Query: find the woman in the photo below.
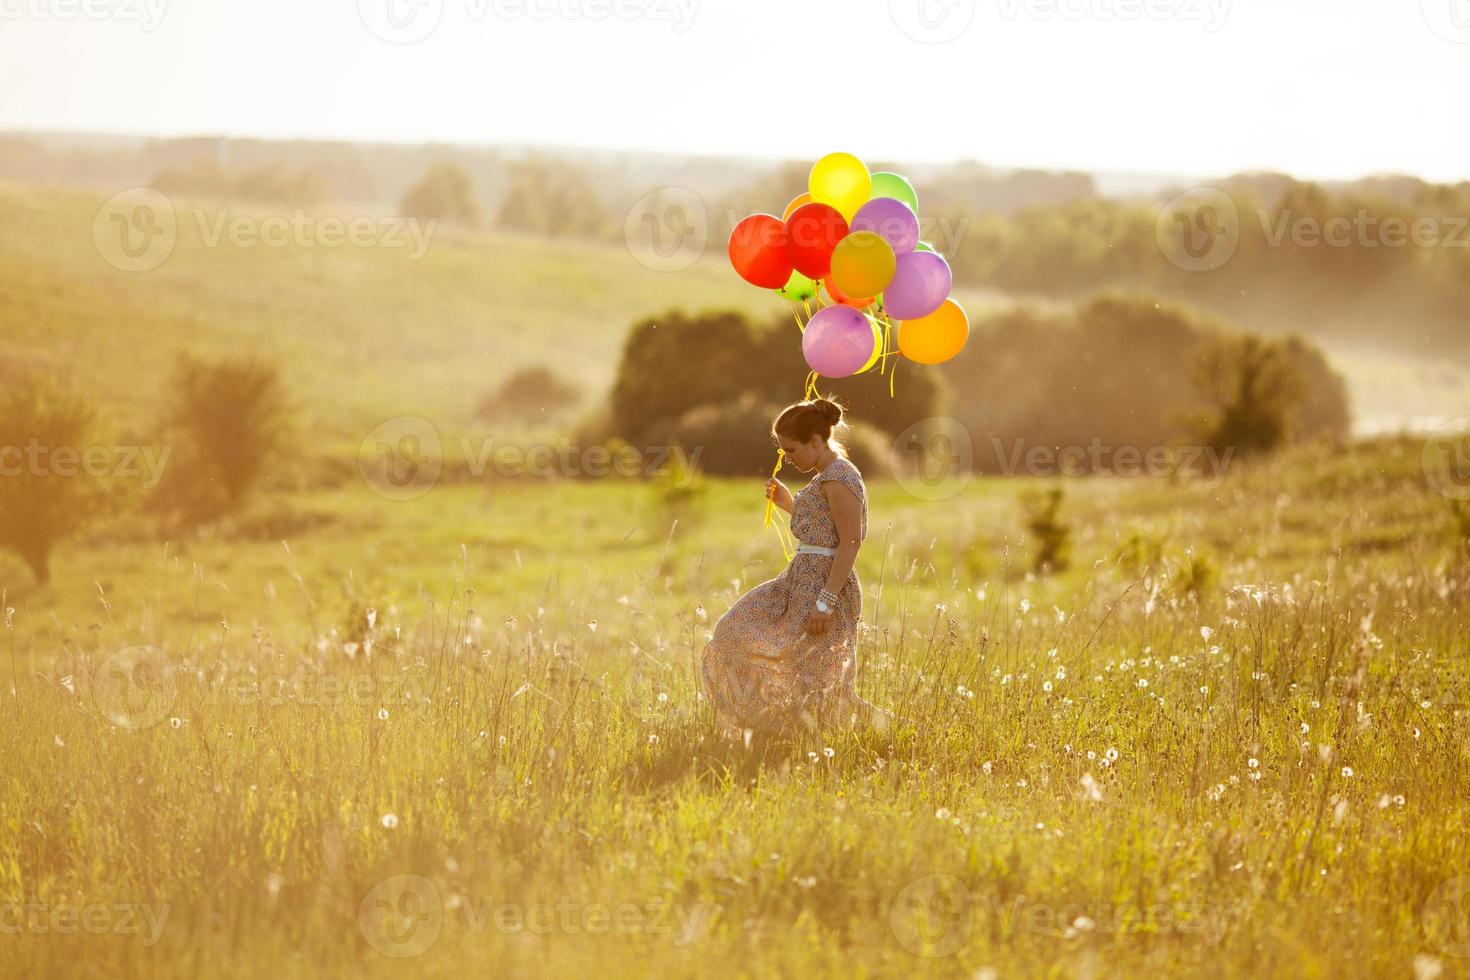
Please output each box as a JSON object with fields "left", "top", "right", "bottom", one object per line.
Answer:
{"left": 701, "top": 397, "right": 887, "bottom": 734}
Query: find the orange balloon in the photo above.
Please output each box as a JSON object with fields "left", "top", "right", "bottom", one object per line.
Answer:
{"left": 783, "top": 193, "right": 813, "bottom": 222}
{"left": 823, "top": 276, "right": 874, "bottom": 309}
{"left": 829, "top": 231, "right": 895, "bottom": 301}
{"left": 898, "top": 299, "right": 969, "bottom": 365}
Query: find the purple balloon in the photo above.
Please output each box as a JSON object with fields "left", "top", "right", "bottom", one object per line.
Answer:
{"left": 884, "top": 251, "right": 952, "bottom": 320}
{"left": 802, "top": 306, "right": 876, "bottom": 378}
{"left": 851, "top": 197, "right": 920, "bottom": 256}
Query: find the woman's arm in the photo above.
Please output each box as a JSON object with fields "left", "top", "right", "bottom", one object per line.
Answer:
{"left": 804, "top": 480, "right": 862, "bottom": 634}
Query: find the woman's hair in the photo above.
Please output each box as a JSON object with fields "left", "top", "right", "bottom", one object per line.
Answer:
{"left": 772, "top": 397, "right": 848, "bottom": 455}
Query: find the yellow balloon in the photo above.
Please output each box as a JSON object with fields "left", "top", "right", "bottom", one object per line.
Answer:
{"left": 829, "top": 232, "right": 895, "bottom": 301}
{"left": 809, "top": 152, "right": 871, "bottom": 222}
{"left": 857, "top": 315, "right": 884, "bottom": 374}
{"left": 782, "top": 192, "right": 812, "bottom": 222}
{"left": 898, "top": 299, "right": 969, "bottom": 365}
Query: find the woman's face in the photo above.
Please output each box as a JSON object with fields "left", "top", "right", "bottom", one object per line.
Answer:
{"left": 777, "top": 433, "right": 827, "bottom": 473}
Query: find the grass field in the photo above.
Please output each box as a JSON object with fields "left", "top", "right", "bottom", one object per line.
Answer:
{"left": 3, "top": 183, "right": 1470, "bottom": 977}
{"left": 3, "top": 432, "right": 1469, "bottom": 978}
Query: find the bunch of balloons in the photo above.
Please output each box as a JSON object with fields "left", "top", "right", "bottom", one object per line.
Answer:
{"left": 728, "top": 152, "right": 970, "bottom": 380}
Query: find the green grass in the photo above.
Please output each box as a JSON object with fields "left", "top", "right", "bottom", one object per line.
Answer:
{"left": 2, "top": 438, "right": 1468, "bottom": 978}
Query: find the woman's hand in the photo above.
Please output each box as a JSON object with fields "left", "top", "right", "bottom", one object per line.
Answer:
{"left": 766, "top": 478, "right": 793, "bottom": 513}
{"left": 803, "top": 608, "right": 830, "bottom": 635}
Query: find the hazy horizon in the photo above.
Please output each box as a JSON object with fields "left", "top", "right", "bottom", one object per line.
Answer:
{"left": 3, "top": 0, "right": 1468, "bottom": 184}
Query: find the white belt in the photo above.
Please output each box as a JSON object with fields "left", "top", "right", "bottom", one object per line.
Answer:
{"left": 795, "top": 543, "right": 837, "bottom": 557}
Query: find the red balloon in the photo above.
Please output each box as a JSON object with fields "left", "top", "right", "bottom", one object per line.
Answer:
{"left": 824, "top": 276, "right": 874, "bottom": 309}
{"left": 784, "top": 203, "right": 849, "bottom": 280}
{"left": 728, "top": 214, "right": 792, "bottom": 289}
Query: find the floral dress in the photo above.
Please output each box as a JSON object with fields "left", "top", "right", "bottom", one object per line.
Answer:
{"left": 701, "top": 456, "right": 873, "bottom": 733}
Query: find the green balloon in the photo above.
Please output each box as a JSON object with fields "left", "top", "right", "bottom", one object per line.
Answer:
{"left": 869, "top": 172, "right": 920, "bottom": 214}
{"left": 777, "top": 269, "right": 818, "bottom": 302}
{"left": 915, "top": 241, "right": 936, "bottom": 253}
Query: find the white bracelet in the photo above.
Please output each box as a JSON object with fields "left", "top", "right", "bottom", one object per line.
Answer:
{"left": 815, "top": 598, "right": 832, "bottom": 614}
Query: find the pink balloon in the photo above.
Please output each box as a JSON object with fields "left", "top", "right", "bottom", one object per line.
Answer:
{"left": 851, "top": 197, "right": 920, "bottom": 256}
{"left": 884, "top": 250, "right": 952, "bottom": 320}
{"left": 802, "top": 306, "right": 876, "bottom": 378}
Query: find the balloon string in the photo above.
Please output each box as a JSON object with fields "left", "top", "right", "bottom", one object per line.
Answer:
{"left": 763, "top": 448, "right": 794, "bottom": 562}
{"left": 803, "top": 371, "right": 819, "bottom": 401}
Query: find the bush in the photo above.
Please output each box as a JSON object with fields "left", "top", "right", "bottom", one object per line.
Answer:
{"left": 1021, "top": 486, "right": 1072, "bottom": 574}
{"left": 945, "top": 293, "right": 1350, "bottom": 472}
{"left": 0, "top": 376, "right": 107, "bottom": 585}
{"left": 609, "top": 309, "right": 944, "bottom": 451}
{"left": 476, "top": 366, "right": 583, "bottom": 423}
{"left": 1193, "top": 333, "right": 1300, "bottom": 458}
{"left": 400, "top": 163, "right": 483, "bottom": 227}
{"left": 150, "top": 355, "right": 292, "bottom": 529}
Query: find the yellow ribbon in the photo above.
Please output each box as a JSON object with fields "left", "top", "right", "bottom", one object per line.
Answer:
{"left": 764, "top": 448, "right": 794, "bottom": 561}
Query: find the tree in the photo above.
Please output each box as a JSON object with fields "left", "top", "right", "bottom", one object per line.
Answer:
{"left": 400, "top": 163, "right": 483, "bottom": 226}
{"left": 150, "top": 355, "right": 292, "bottom": 528}
{"left": 1193, "top": 334, "right": 1301, "bottom": 457}
{"left": 0, "top": 377, "right": 106, "bottom": 585}
{"left": 496, "top": 157, "right": 608, "bottom": 238}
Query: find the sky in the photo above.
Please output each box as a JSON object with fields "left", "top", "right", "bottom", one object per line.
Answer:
{"left": 1, "top": 0, "right": 1467, "bottom": 182}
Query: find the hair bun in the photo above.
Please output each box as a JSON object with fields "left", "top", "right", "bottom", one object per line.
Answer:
{"left": 814, "top": 398, "right": 843, "bottom": 426}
